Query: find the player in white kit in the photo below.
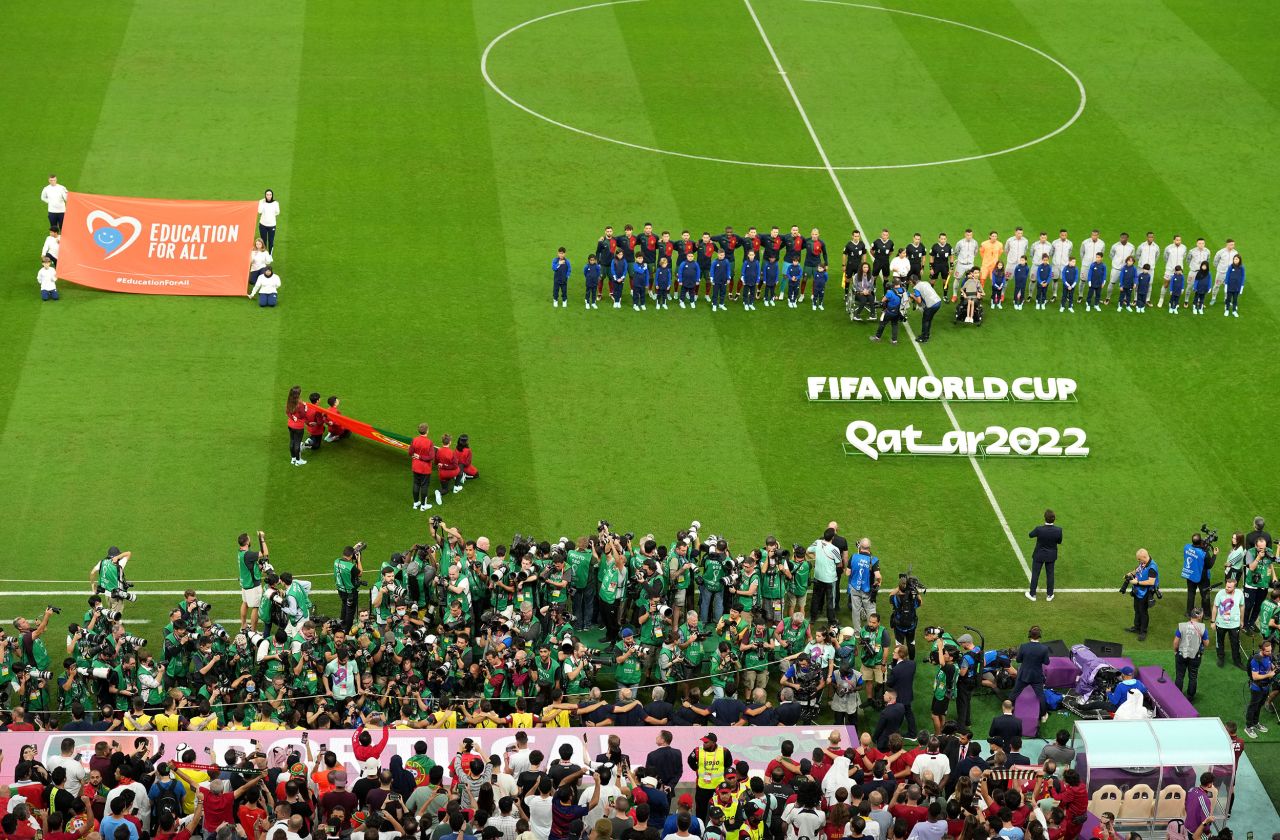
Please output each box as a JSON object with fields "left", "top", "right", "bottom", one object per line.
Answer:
{"left": 1106, "top": 232, "right": 1134, "bottom": 306}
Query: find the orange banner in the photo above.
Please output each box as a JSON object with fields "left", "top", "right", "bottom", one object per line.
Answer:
{"left": 56, "top": 192, "right": 259, "bottom": 296}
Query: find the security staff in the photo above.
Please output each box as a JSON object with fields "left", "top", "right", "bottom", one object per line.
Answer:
{"left": 687, "top": 733, "right": 732, "bottom": 821}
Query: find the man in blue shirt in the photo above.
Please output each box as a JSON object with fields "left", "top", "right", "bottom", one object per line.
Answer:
{"left": 1106, "top": 666, "right": 1148, "bottom": 708}
{"left": 1126, "top": 549, "right": 1159, "bottom": 641}
{"left": 847, "top": 539, "right": 881, "bottom": 629}
{"left": 101, "top": 797, "right": 140, "bottom": 840}
{"left": 1245, "top": 641, "right": 1275, "bottom": 738}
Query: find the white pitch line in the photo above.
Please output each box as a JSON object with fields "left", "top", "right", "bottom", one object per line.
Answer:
{"left": 741, "top": 0, "right": 1032, "bottom": 583}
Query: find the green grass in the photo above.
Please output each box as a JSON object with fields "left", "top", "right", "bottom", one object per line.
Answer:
{"left": 1, "top": 0, "right": 1279, "bottom": 809}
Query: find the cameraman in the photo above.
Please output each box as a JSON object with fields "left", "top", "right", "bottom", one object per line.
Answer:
{"left": 888, "top": 576, "right": 922, "bottom": 660}
{"left": 1124, "top": 549, "right": 1159, "bottom": 642}
{"left": 760, "top": 540, "right": 785, "bottom": 623}
{"left": 90, "top": 547, "right": 132, "bottom": 615}
{"left": 333, "top": 545, "right": 364, "bottom": 631}
{"left": 1181, "top": 533, "right": 1216, "bottom": 618}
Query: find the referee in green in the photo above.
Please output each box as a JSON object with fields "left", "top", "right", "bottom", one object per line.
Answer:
{"left": 334, "top": 545, "right": 363, "bottom": 630}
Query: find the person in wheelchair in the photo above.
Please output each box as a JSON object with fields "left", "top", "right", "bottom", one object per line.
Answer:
{"left": 847, "top": 263, "right": 876, "bottom": 321}
{"left": 955, "top": 268, "right": 984, "bottom": 324}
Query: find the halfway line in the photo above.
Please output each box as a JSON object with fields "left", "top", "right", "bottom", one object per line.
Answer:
{"left": 741, "top": 0, "right": 1032, "bottom": 582}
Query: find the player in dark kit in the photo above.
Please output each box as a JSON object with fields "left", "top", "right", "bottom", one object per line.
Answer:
{"left": 595, "top": 226, "right": 617, "bottom": 298}
{"left": 803, "top": 228, "right": 828, "bottom": 302}
{"left": 763, "top": 226, "right": 785, "bottom": 264}
{"left": 870, "top": 229, "right": 895, "bottom": 286}
{"left": 929, "top": 233, "right": 952, "bottom": 296}
{"left": 639, "top": 223, "right": 660, "bottom": 295}
{"left": 617, "top": 224, "right": 638, "bottom": 267}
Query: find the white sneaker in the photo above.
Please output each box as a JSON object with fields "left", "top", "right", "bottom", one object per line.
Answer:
{"left": 705, "top": 295, "right": 711, "bottom": 302}
{"left": 421, "top": 501, "right": 432, "bottom": 510}
{"left": 679, "top": 300, "right": 686, "bottom": 309}
{"left": 413, "top": 501, "right": 421, "bottom": 510}
{"left": 290, "top": 458, "right": 298, "bottom": 466}
{"left": 633, "top": 304, "right": 639, "bottom": 311}
{"left": 819, "top": 304, "right": 825, "bottom": 311}
{"left": 1047, "top": 594, "right": 1055, "bottom": 602}
{"left": 1259, "top": 722, "right": 1271, "bottom": 733}
{"left": 584, "top": 301, "right": 589, "bottom": 309}
{"left": 592, "top": 302, "right": 598, "bottom": 309}
{"left": 1233, "top": 310, "right": 1239, "bottom": 318}
{"left": 453, "top": 485, "right": 462, "bottom": 494}
{"left": 811, "top": 304, "right": 817, "bottom": 311}
{"left": 296, "top": 457, "right": 307, "bottom": 465}
{"left": 1245, "top": 726, "right": 1258, "bottom": 739}
{"left": 639, "top": 306, "right": 646, "bottom": 311}
{"left": 434, "top": 490, "right": 443, "bottom": 506}
{"left": 552, "top": 301, "right": 558, "bottom": 308}
{"left": 690, "top": 302, "right": 696, "bottom": 309}
{"left": 1224, "top": 309, "right": 1229, "bottom": 317}
{"left": 1024, "top": 591, "right": 1036, "bottom": 602}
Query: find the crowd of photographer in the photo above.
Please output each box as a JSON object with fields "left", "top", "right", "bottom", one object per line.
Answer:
{"left": 0, "top": 515, "right": 1275, "bottom": 745}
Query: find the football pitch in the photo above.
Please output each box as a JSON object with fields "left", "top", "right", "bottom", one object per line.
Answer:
{"left": 2, "top": 0, "right": 1279, "bottom": 798}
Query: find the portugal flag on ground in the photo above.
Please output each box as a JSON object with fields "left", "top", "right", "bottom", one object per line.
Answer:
{"left": 307, "top": 403, "right": 411, "bottom": 452}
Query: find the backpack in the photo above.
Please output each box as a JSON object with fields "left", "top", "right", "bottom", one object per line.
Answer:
{"left": 153, "top": 779, "right": 185, "bottom": 817}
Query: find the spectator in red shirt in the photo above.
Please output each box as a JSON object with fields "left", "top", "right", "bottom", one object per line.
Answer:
{"left": 197, "top": 777, "right": 263, "bottom": 836}
{"left": 887, "top": 785, "right": 927, "bottom": 833}
{"left": 352, "top": 723, "right": 390, "bottom": 762}
{"left": 853, "top": 734, "right": 884, "bottom": 775}
{"left": 764, "top": 741, "right": 800, "bottom": 787}
{"left": 410, "top": 423, "right": 436, "bottom": 511}
{"left": 153, "top": 797, "right": 202, "bottom": 840}
{"left": 1054, "top": 769, "right": 1088, "bottom": 840}
{"left": 7, "top": 707, "right": 37, "bottom": 732}
{"left": 43, "top": 810, "right": 83, "bottom": 840}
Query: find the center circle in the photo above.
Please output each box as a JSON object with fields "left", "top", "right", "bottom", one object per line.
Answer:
{"left": 482, "top": 0, "right": 1086, "bottom": 171}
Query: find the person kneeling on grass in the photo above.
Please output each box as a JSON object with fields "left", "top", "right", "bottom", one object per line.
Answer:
{"left": 455, "top": 434, "right": 477, "bottom": 490}
{"left": 435, "top": 433, "right": 461, "bottom": 500}
{"left": 249, "top": 267, "right": 281, "bottom": 307}
{"left": 38, "top": 256, "right": 59, "bottom": 301}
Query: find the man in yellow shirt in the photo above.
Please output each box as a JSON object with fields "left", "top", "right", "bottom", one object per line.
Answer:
{"left": 153, "top": 698, "right": 182, "bottom": 731}
{"left": 979, "top": 231, "right": 1004, "bottom": 285}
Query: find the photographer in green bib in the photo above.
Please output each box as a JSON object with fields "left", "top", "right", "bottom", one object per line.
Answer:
{"left": 760, "top": 541, "right": 787, "bottom": 623}
{"left": 698, "top": 539, "right": 728, "bottom": 624}
{"left": 738, "top": 612, "right": 776, "bottom": 696}
{"left": 668, "top": 535, "right": 698, "bottom": 629}
{"left": 676, "top": 611, "right": 707, "bottom": 698}
{"left": 614, "top": 627, "right": 647, "bottom": 689}
{"left": 567, "top": 537, "right": 597, "bottom": 631}
{"left": 90, "top": 547, "right": 134, "bottom": 617}
{"left": 637, "top": 595, "right": 674, "bottom": 678}
{"left": 237, "top": 531, "right": 271, "bottom": 632}
{"left": 281, "top": 572, "right": 312, "bottom": 631}
{"left": 729, "top": 553, "right": 761, "bottom": 614}
{"left": 334, "top": 542, "right": 366, "bottom": 631}
{"left": 783, "top": 548, "right": 813, "bottom": 618}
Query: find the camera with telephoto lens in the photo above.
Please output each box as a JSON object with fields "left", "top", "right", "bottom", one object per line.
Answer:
{"left": 47, "top": 605, "right": 62, "bottom": 615}
{"left": 111, "top": 587, "right": 138, "bottom": 603}
{"left": 1119, "top": 572, "right": 1135, "bottom": 595}
{"left": 899, "top": 566, "right": 927, "bottom": 598}
{"left": 721, "top": 556, "right": 739, "bottom": 588}
{"left": 97, "top": 607, "right": 124, "bottom": 622}
{"left": 12, "top": 662, "right": 52, "bottom": 681}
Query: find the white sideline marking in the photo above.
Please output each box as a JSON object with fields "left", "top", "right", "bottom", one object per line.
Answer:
{"left": 742, "top": 0, "right": 1032, "bottom": 582}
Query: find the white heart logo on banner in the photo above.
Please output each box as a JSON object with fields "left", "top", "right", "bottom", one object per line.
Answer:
{"left": 86, "top": 209, "right": 143, "bottom": 260}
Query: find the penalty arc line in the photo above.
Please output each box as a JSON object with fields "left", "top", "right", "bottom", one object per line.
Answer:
{"left": 740, "top": 0, "right": 1033, "bottom": 583}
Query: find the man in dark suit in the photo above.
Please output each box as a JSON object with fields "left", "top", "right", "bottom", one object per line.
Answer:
{"left": 987, "top": 699, "right": 1023, "bottom": 750}
{"left": 886, "top": 644, "right": 917, "bottom": 735}
{"left": 1027, "top": 509, "right": 1063, "bottom": 601}
{"left": 1014, "top": 625, "right": 1052, "bottom": 725}
{"left": 872, "top": 688, "right": 906, "bottom": 751}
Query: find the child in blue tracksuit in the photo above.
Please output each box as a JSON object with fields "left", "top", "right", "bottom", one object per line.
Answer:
{"left": 785, "top": 257, "right": 803, "bottom": 307}
{"left": 1035, "top": 256, "right": 1052, "bottom": 309}
{"left": 763, "top": 255, "right": 780, "bottom": 306}
{"left": 583, "top": 255, "right": 601, "bottom": 309}
{"left": 1117, "top": 257, "right": 1137, "bottom": 311}
{"left": 1224, "top": 255, "right": 1245, "bottom": 316}
{"left": 1059, "top": 258, "right": 1079, "bottom": 312}
{"left": 1136, "top": 264, "right": 1152, "bottom": 313}
{"left": 654, "top": 257, "right": 672, "bottom": 309}
{"left": 1167, "top": 265, "right": 1185, "bottom": 313}
{"left": 990, "top": 261, "right": 1006, "bottom": 309}
{"left": 710, "top": 251, "right": 731, "bottom": 311}
{"left": 1012, "top": 256, "right": 1029, "bottom": 310}
{"left": 630, "top": 255, "right": 650, "bottom": 310}
{"left": 1191, "top": 261, "right": 1211, "bottom": 314}
{"left": 1084, "top": 253, "right": 1106, "bottom": 311}
{"left": 677, "top": 253, "right": 701, "bottom": 308}
{"left": 609, "top": 254, "right": 629, "bottom": 308}
{"left": 740, "top": 251, "right": 761, "bottom": 310}
{"left": 811, "top": 264, "right": 829, "bottom": 310}
{"left": 551, "top": 248, "right": 571, "bottom": 308}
